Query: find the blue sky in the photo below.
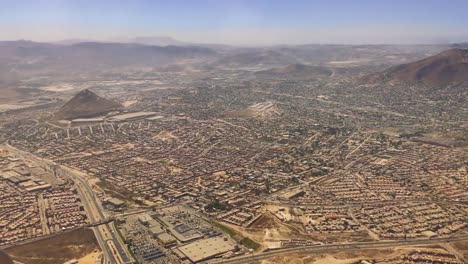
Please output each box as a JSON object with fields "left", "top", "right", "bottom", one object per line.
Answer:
{"left": 1, "top": 0, "right": 467, "bottom": 45}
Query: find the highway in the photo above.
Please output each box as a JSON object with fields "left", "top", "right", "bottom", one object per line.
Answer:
{"left": 4, "top": 143, "right": 467, "bottom": 264}
{"left": 2, "top": 144, "right": 133, "bottom": 264}
{"left": 210, "top": 235, "right": 468, "bottom": 264}
{"left": 56, "top": 165, "right": 133, "bottom": 264}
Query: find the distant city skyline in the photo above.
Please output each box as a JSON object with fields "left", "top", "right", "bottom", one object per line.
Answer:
{"left": 1, "top": 0, "right": 468, "bottom": 45}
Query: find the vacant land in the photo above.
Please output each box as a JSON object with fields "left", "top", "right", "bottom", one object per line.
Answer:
{"left": 213, "top": 221, "right": 262, "bottom": 251}
{"left": 250, "top": 213, "right": 279, "bottom": 229}
{"left": 259, "top": 248, "right": 409, "bottom": 264}
{"left": 451, "top": 240, "right": 468, "bottom": 260}
{"left": 6, "top": 228, "right": 99, "bottom": 264}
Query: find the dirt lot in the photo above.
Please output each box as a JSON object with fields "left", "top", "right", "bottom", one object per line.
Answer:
{"left": 96, "top": 179, "right": 133, "bottom": 201}
{"left": 78, "top": 250, "right": 101, "bottom": 264}
{"left": 6, "top": 228, "right": 99, "bottom": 264}
{"left": 259, "top": 248, "right": 411, "bottom": 264}
{"left": 0, "top": 249, "right": 13, "bottom": 264}
{"left": 258, "top": 245, "right": 467, "bottom": 264}
{"left": 250, "top": 213, "right": 280, "bottom": 229}
{"left": 451, "top": 240, "right": 468, "bottom": 251}
{"left": 450, "top": 240, "right": 468, "bottom": 260}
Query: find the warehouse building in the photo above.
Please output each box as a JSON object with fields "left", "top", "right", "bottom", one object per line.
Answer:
{"left": 177, "top": 236, "right": 237, "bottom": 263}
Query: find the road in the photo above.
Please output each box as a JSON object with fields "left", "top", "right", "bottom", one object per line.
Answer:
{"left": 2, "top": 144, "right": 133, "bottom": 264}
{"left": 57, "top": 165, "right": 133, "bottom": 264}
{"left": 37, "top": 193, "right": 50, "bottom": 235}
{"left": 210, "top": 235, "right": 468, "bottom": 264}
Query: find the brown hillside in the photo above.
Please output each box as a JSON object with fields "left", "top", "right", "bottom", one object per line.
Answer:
{"left": 54, "top": 89, "right": 121, "bottom": 120}
{"left": 380, "top": 49, "right": 468, "bottom": 86}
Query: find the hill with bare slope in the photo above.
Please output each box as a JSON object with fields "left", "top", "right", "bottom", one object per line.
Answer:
{"left": 368, "top": 49, "right": 468, "bottom": 86}
{"left": 54, "top": 89, "right": 121, "bottom": 120}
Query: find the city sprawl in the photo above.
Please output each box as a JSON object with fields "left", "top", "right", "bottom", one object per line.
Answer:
{"left": 0, "top": 44, "right": 467, "bottom": 264}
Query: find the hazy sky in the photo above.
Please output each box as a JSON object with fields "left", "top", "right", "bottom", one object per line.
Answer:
{"left": 1, "top": 0, "right": 468, "bottom": 45}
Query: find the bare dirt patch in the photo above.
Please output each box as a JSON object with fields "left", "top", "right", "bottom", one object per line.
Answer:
{"left": 96, "top": 179, "right": 133, "bottom": 201}
{"left": 259, "top": 248, "right": 413, "bottom": 264}
{"left": 78, "top": 250, "right": 101, "bottom": 264}
{"left": 251, "top": 214, "right": 278, "bottom": 229}
{"left": 153, "top": 130, "right": 178, "bottom": 140}
{"left": 122, "top": 100, "right": 138, "bottom": 108}
{"left": 6, "top": 228, "right": 98, "bottom": 264}
{"left": 451, "top": 241, "right": 468, "bottom": 251}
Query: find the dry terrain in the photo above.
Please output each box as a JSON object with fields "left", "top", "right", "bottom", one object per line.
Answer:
{"left": 259, "top": 247, "right": 445, "bottom": 264}
{"left": 6, "top": 228, "right": 99, "bottom": 264}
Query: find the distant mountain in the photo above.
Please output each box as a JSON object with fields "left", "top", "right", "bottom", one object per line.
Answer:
{"left": 54, "top": 89, "right": 121, "bottom": 120}
{"left": 0, "top": 40, "right": 217, "bottom": 79}
{"left": 55, "top": 36, "right": 187, "bottom": 46}
{"left": 367, "top": 49, "right": 468, "bottom": 86}
{"left": 0, "top": 41, "right": 456, "bottom": 82}
{"left": 53, "top": 39, "right": 96, "bottom": 45}
{"left": 451, "top": 43, "right": 468, "bottom": 49}
{"left": 126, "top": 36, "right": 187, "bottom": 46}
{"left": 256, "top": 64, "right": 333, "bottom": 79}
{"left": 107, "top": 36, "right": 234, "bottom": 49}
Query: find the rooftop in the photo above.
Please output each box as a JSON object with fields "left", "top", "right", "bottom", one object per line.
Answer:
{"left": 177, "top": 236, "right": 237, "bottom": 263}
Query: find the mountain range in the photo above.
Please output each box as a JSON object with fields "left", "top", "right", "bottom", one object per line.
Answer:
{"left": 0, "top": 40, "right": 216, "bottom": 81}
{"left": 1, "top": 38, "right": 467, "bottom": 88}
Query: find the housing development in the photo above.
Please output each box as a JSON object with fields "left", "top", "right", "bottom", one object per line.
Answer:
{"left": 1, "top": 44, "right": 467, "bottom": 263}
{"left": 0, "top": 8, "right": 467, "bottom": 261}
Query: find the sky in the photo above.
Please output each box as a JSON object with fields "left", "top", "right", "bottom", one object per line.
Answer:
{"left": 1, "top": 0, "right": 468, "bottom": 45}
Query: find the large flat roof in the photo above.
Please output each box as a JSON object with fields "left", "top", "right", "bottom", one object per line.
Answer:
{"left": 108, "top": 112, "right": 157, "bottom": 121}
{"left": 72, "top": 117, "right": 104, "bottom": 122}
{"left": 108, "top": 197, "right": 125, "bottom": 206}
{"left": 156, "top": 215, "right": 203, "bottom": 243}
{"left": 177, "top": 236, "right": 236, "bottom": 263}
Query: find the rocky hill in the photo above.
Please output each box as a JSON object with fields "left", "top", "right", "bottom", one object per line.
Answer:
{"left": 54, "top": 89, "right": 121, "bottom": 120}
{"left": 369, "top": 49, "right": 468, "bottom": 86}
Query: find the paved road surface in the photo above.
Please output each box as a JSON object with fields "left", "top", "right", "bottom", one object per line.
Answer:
{"left": 210, "top": 235, "right": 468, "bottom": 264}
{"left": 2, "top": 144, "right": 133, "bottom": 264}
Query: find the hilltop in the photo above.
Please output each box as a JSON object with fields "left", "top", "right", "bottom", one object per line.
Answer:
{"left": 54, "top": 89, "right": 121, "bottom": 120}
{"left": 368, "top": 49, "right": 468, "bottom": 86}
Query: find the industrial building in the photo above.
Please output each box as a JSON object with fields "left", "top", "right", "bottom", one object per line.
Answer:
{"left": 107, "top": 112, "right": 158, "bottom": 122}
{"left": 177, "top": 236, "right": 237, "bottom": 263}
